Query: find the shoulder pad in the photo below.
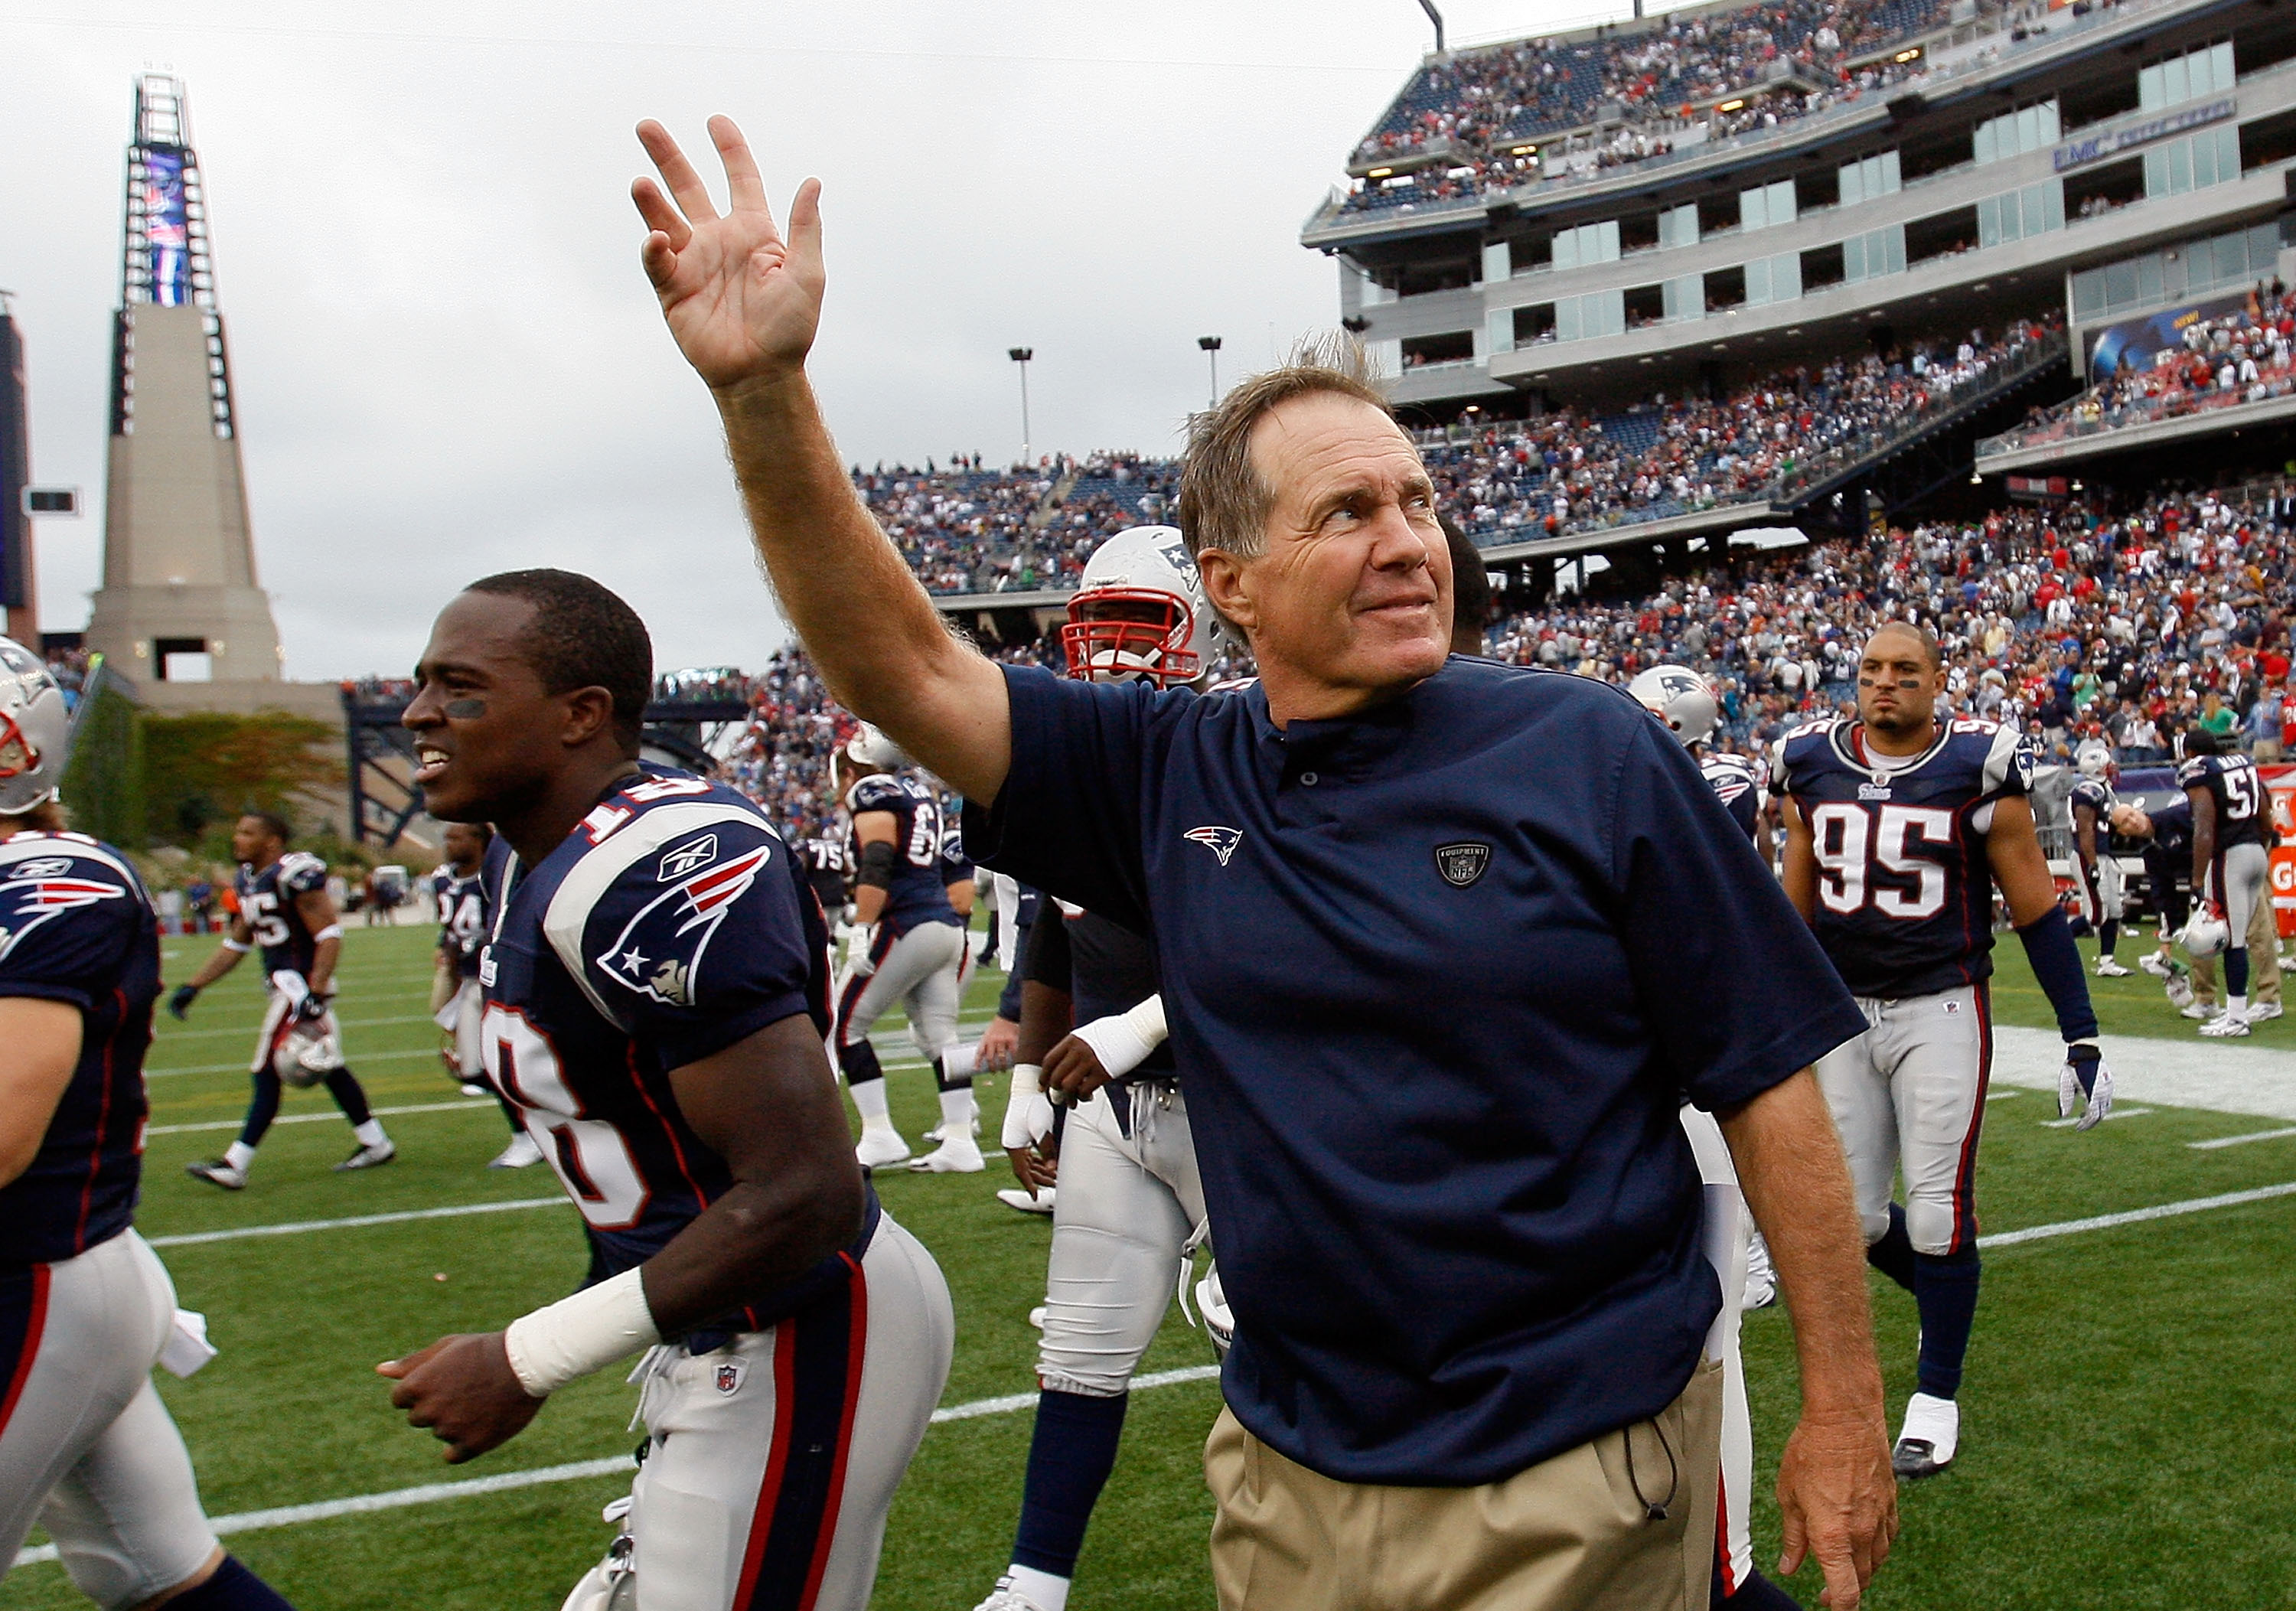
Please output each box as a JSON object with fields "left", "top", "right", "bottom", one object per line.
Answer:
{"left": 277, "top": 852, "right": 329, "bottom": 894}
{"left": 542, "top": 797, "right": 781, "bottom": 1026}
{"left": 848, "top": 776, "right": 909, "bottom": 814}
{"left": 2177, "top": 756, "right": 2210, "bottom": 788}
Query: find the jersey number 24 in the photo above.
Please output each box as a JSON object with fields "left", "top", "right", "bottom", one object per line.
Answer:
{"left": 1808, "top": 803, "right": 1955, "bottom": 919}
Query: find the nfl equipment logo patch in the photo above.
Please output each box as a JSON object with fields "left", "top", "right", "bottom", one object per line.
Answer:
{"left": 1434, "top": 843, "right": 1492, "bottom": 888}
{"left": 715, "top": 1362, "right": 744, "bottom": 1396}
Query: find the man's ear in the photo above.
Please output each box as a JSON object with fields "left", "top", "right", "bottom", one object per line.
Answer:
{"left": 560, "top": 685, "right": 620, "bottom": 749}
{"left": 1197, "top": 550, "right": 1260, "bottom": 635}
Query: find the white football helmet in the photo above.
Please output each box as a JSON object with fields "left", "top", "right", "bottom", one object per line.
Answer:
{"left": 0, "top": 637, "right": 70, "bottom": 816}
{"left": 1628, "top": 664, "right": 1718, "bottom": 748}
{"left": 273, "top": 1020, "right": 345, "bottom": 1089}
{"left": 2075, "top": 741, "right": 2115, "bottom": 782}
{"left": 2181, "top": 907, "right": 2230, "bottom": 960}
{"left": 1061, "top": 526, "right": 1216, "bottom": 688}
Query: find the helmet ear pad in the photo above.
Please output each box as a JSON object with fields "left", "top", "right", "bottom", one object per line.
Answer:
{"left": 0, "top": 638, "right": 69, "bottom": 817}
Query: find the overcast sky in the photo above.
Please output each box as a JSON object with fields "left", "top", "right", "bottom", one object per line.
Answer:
{"left": 2, "top": 0, "right": 1629, "bottom": 678}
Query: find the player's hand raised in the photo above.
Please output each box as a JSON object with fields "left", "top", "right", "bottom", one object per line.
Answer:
{"left": 378, "top": 1333, "right": 544, "bottom": 1463}
{"left": 634, "top": 116, "right": 823, "bottom": 396}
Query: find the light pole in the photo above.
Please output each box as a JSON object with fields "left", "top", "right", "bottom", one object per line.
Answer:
{"left": 1197, "top": 335, "right": 1223, "bottom": 409}
{"left": 1008, "top": 347, "right": 1033, "bottom": 463}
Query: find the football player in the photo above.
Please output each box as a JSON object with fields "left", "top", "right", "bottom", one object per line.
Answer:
{"left": 830, "top": 726, "right": 974, "bottom": 1171}
{"left": 794, "top": 817, "right": 851, "bottom": 925}
{"left": 2067, "top": 742, "right": 2131, "bottom": 977}
{"left": 976, "top": 527, "right": 1215, "bottom": 1611}
{"left": 0, "top": 639, "right": 300, "bottom": 1610}
{"left": 433, "top": 822, "right": 541, "bottom": 1169}
{"left": 382, "top": 569, "right": 951, "bottom": 1611}
{"left": 174, "top": 814, "right": 394, "bottom": 1187}
{"left": 2117, "top": 797, "right": 2285, "bottom": 1021}
{"left": 1777, "top": 621, "right": 2109, "bottom": 1480}
{"left": 2179, "top": 729, "right": 2273, "bottom": 1036}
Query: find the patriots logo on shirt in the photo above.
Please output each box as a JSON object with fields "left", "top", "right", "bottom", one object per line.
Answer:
{"left": 1185, "top": 826, "right": 1244, "bottom": 867}
{"left": 0, "top": 869, "right": 129, "bottom": 962}
{"left": 595, "top": 843, "right": 774, "bottom": 1007}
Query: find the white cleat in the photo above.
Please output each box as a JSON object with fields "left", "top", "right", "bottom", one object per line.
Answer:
{"left": 2181, "top": 1000, "right": 2221, "bottom": 1021}
{"left": 1027, "top": 1305, "right": 1047, "bottom": 1330}
{"left": 2248, "top": 1001, "right": 2284, "bottom": 1021}
{"left": 2094, "top": 957, "right": 2133, "bottom": 977}
{"left": 489, "top": 1133, "right": 545, "bottom": 1169}
{"left": 972, "top": 1579, "right": 1055, "bottom": 1611}
{"left": 856, "top": 1127, "right": 912, "bottom": 1169}
{"left": 334, "top": 1140, "right": 396, "bottom": 1172}
{"left": 2199, "top": 1013, "right": 2252, "bottom": 1038}
{"left": 996, "top": 1186, "right": 1056, "bottom": 1215}
{"left": 1892, "top": 1391, "right": 1961, "bottom": 1479}
{"left": 184, "top": 1159, "right": 247, "bottom": 1191}
{"left": 459, "top": 1082, "right": 490, "bottom": 1097}
{"left": 909, "top": 1136, "right": 985, "bottom": 1173}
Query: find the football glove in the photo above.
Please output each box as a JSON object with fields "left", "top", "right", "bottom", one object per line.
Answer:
{"left": 840, "top": 923, "right": 878, "bottom": 980}
{"left": 2058, "top": 1041, "right": 2113, "bottom": 1132}
{"left": 167, "top": 984, "right": 201, "bottom": 1020}
{"left": 1002, "top": 1064, "right": 1056, "bottom": 1153}
{"left": 292, "top": 992, "right": 331, "bottom": 1026}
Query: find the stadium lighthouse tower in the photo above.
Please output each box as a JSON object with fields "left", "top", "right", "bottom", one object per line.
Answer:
{"left": 84, "top": 74, "right": 285, "bottom": 689}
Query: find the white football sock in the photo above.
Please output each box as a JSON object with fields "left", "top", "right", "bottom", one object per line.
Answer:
{"left": 938, "top": 1086, "right": 976, "bottom": 1133}
{"left": 354, "top": 1120, "right": 388, "bottom": 1148}
{"left": 2229, "top": 994, "right": 2249, "bottom": 1018}
{"left": 850, "top": 1078, "right": 894, "bottom": 1127}
{"left": 223, "top": 1141, "right": 255, "bottom": 1171}
{"left": 1006, "top": 1565, "right": 1070, "bottom": 1611}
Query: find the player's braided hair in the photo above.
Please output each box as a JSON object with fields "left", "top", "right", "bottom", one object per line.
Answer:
{"left": 464, "top": 569, "right": 652, "bottom": 749}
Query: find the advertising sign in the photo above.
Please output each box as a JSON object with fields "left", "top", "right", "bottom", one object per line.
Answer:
{"left": 2266, "top": 765, "right": 2295, "bottom": 939}
{"left": 2086, "top": 289, "right": 2251, "bottom": 384}
{"left": 141, "top": 148, "right": 191, "bottom": 307}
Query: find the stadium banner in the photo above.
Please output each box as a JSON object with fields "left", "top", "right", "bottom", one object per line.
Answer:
{"left": 142, "top": 148, "right": 192, "bottom": 307}
{"left": 2267, "top": 765, "right": 2296, "bottom": 938}
{"left": 2086, "top": 290, "right": 2252, "bottom": 384}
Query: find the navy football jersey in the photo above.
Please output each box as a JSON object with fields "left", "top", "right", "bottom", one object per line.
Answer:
{"left": 0, "top": 833, "right": 161, "bottom": 1267}
{"left": 937, "top": 823, "right": 974, "bottom": 889}
{"left": 2067, "top": 777, "right": 2115, "bottom": 824}
{"left": 1776, "top": 717, "right": 2032, "bottom": 999}
{"left": 434, "top": 867, "right": 489, "bottom": 978}
{"left": 1700, "top": 752, "right": 1763, "bottom": 841}
{"left": 239, "top": 850, "right": 329, "bottom": 977}
{"left": 2177, "top": 752, "right": 2268, "bottom": 849}
{"left": 479, "top": 768, "right": 854, "bottom": 1317}
{"left": 797, "top": 833, "right": 850, "bottom": 916}
{"left": 844, "top": 773, "right": 963, "bottom": 934}
{"left": 2148, "top": 794, "right": 2194, "bottom": 856}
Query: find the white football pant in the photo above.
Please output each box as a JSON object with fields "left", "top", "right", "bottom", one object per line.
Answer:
{"left": 563, "top": 1213, "right": 953, "bottom": 1611}
{"left": 1679, "top": 1107, "right": 1755, "bottom": 1597}
{"left": 432, "top": 977, "right": 484, "bottom": 1078}
{"left": 2205, "top": 842, "right": 2271, "bottom": 946}
{"left": 835, "top": 922, "right": 965, "bottom": 1069}
{"left": 0, "top": 1231, "right": 221, "bottom": 1609}
{"left": 2074, "top": 853, "right": 2124, "bottom": 928}
{"left": 1040, "top": 1081, "right": 1207, "bottom": 1397}
{"left": 1815, "top": 985, "right": 1991, "bottom": 1256}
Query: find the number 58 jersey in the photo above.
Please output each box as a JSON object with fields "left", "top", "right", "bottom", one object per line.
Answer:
{"left": 1774, "top": 717, "right": 2033, "bottom": 1000}
{"left": 479, "top": 769, "right": 835, "bottom": 1302}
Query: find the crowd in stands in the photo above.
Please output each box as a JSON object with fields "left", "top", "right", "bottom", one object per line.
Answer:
{"left": 852, "top": 458, "right": 1062, "bottom": 595}
{"left": 1994, "top": 281, "right": 2296, "bottom": 453}
{"left": 1339, "top": 0, "right": 1949, "bottom": 215}
{"left": 1425, "top": 315, "right": 2060, "bottom": 540}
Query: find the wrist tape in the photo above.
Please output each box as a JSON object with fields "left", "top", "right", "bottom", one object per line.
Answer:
{"left": 221, "top": 939, "right": 251, "bottom": 954}
{"left": 503, "top": 1267, "right": 660, "bottom": 1398}
{"left": 1003, "top": 1065, "right": 1054, "bottom": 1150}
{"left": 1070, "top": 994, "right": 1169, "bottom": 1081}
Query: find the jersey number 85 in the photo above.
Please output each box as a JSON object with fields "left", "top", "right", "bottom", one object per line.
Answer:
{"left": 1808, "top": 803, "right": 1955, "bottom": 919}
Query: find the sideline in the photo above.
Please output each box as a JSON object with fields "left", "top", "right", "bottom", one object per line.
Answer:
{"left": 9, "top": 1366, "right": 1224, "bottom": 1567}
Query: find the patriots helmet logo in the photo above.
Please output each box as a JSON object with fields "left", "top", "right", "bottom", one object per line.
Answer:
{"left": 597, "top": 842, "right": 774, "bottom": 1007}
{"left": 1184, "top": 826, "right": 1244, "bottom": 867}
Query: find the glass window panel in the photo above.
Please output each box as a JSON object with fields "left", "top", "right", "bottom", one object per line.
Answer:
{"left": 1746, "top": 258, "right": 1769, "bottom": 305}
{"left": 2219, "top": 126, "right": 2241, "bottom": 180}
{"left": 1845, "top": 234, "right": 1867, "bottom": 280}
{"left": 2216, "top": 41, "right": 2236, "bottom": 92}
{"left": 2016, "top": 106, "right": 2037, "bottom": 152}
{"left": 2020, "top": 184, "right": 2043, "bottom": 239}
{"left": 1554, "top": 231, "right": 1577, "bottom": 271}
{"left": 2165, "top": 56, "right": 2190, "bottom": 106}
{"left": 1741, "top": 187, "right": 1767, "bottom": 230}
{"left": 2140, "top": 64, "right": 2163, "bottom": 111}
{"left": 1599, "top": 290, "right": 1624, "bottom": 338}
{"left": 1557, "top": 297, "right": 1582, "bottom": 341}
{"left": 2105, "top": 259, "right": 2139, "bottom": 307}
{"left": 2040, "top": 101, "right": 2060, "bottom": 142}
{"left": 1880, "top": 151, "right": 1901, "bottom": 192}
{"left": 1774, "top": 253, "right": 1801, "bottom": 300}
{"left": 1768, "top": 180, "right": 1797, "bottom": 226}
{"left": 1975, "top": 122, "right": 1997, "bottom": 165}
{"left": 2073, "top": 269, "right": 2105, "bottom": 317}
{"left": 1596, "top": 220, "right": 1620, "bottom": 261}
{"left": 2161, "top": 249, "right": 2186, "bottom": 298}
{"left": 1886, "top": 226, "right": 1906, "bottom": 274}
{"left": 1978, "top": 195, "right": 2001, "bottom": 248}
{"left": 2144, "top": 147, "right": 2167, "bottom": 197}
{"left": 1839, "top": 162, "right": 1863, "bottom": 207}
{"left": 2043, "top": 178, "right": 2064, "bottom": 231}
{"left": 2194, "top": 132, "right": 2218, "bottom": 188}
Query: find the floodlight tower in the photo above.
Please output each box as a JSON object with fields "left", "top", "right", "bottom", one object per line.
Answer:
{"left": 83, "top": 74, "right": 283, "bottom": 684}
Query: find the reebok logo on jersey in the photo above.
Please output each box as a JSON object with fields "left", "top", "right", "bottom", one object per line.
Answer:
{"left": 9, "top": 857, "right": 73, "bottom": 879}
{"left": 1434, "top": 843, "right": 1492, "bottom": 889}
{"left": 657, "top": 833, "right": 719, "bottom": 881}
{"left": 1185, "top": 827, "right": 1243, "bottom": 866}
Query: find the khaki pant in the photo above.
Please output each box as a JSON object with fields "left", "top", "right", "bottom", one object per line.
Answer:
{"left": 1205, "top": 1358, "right": 1724, "bottom": 1611}
{"left": 2193, "top": 890, "right": 2283, "bottom": 1006}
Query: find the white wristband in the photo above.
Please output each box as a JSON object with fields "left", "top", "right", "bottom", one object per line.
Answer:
{"left": 220, "top": 938, "right": 252, "bottom": 954}
{"left": 502, "top": 1267, "right": 660, "bottom": 1398}
{"left": 1003, "top": 1065, "right": 1055, "bottom": 1150}
{"left": 313, "top": 923, "right": 343, "bottom": 943}
{"left": 1070, "top": 993, "right": 1169, "bottom": 1081}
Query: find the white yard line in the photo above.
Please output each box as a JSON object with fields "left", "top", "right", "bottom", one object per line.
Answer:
{"left": 158, "top": 1013, "right": 441, "bottom": 1042}
{"left": 2040, "top": 1107, "right": 2154, "bottom": 1129}
{"left": 2188, "top": 1125, "right": 2296, "bottom": 1150}
{"left": 9, "top": 1365, "right": 1223, "bottom": 1568}
{"left": 148, "top": 1197, "right": 567, "bottom": 1248}
{"left": 149, "top": 1048, "right": 444, "bottom": 1081}
{"left": 145, "top": 1100, "right": 496, "bottom": 1138}
{"left": 1981, "top": 1180, "right": 2296, "bottom": 1247}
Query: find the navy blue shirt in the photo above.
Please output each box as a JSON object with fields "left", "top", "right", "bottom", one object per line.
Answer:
{"left": 433, "top": 866, "right": 488, "bottom": 978}
{"left": 0, "top": 833, "right": 161, "bottom": 1268}
{"left": 480, "top": 768, "right": 862, "bottom": 1326}
{"left": 845, "top": 773, "right": 964, "bottom": 935}
{"left": 967, "top": 659, "right": 1861, "bottom": 1485}
{"left": 1700, "top": 752, "right": 1764, "bottom": 841}
{"left": 2179, "top": 752, "right": 2268, "bottom": 850}
{"left": 239, "top": 850, "right": 329, "bottom": 978}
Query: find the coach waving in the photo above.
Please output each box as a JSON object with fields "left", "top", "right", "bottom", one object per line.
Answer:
{"left": 631, "top": 116, "right": 1895, "bottom": 1611}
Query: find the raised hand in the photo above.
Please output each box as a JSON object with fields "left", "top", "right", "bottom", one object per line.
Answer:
{"left": 633, "top": 116, "right": 823, "bottom": 394}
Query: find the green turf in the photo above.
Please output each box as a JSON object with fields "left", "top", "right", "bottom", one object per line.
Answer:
{"left": 8, "top": 922, "right": 2295, "bottom": 1608}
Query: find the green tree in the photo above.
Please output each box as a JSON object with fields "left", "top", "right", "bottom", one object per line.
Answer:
{"left": 139, "top": 709, "right": 338, "bottom": 847}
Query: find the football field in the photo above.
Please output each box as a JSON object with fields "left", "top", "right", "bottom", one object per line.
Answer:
{"left": 11, "top": 921, "right": 2296, "bottom": 1609}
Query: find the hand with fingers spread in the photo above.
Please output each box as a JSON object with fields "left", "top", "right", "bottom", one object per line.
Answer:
{"left": 633, "top": 116, "right": 823, "bottom": 394}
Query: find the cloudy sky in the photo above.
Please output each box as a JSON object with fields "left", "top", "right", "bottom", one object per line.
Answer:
{"left": 2, "top": 1, "right": 1626, "bottom": 678}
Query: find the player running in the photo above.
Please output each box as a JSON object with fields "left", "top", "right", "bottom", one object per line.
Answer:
{"left": 0, "top": 639, "right": 301, "bottom": 1610}
{"left": 974, "top": 528, "right": 1219, "bottom": 1611}
{"left": 1776, "top": 621, "right": 2110, "bottom": 1480}
{"left": 432, "top": 822, "right": 542, "bottom": 1169}
{"left": 2180, "top": 729, "right": 2273, "bottom": 1037}
{"left": 382, "top": 569, "right": 951, "bottom": 1611}
{"left": 830, "top": 726, "right": 975, "bottom": 1172}
{"left": 2067, "top": 742, "right": 2131, "bottom": 978}
{"left": 174, "top": 813, "right": 395, "bottom": 1188}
